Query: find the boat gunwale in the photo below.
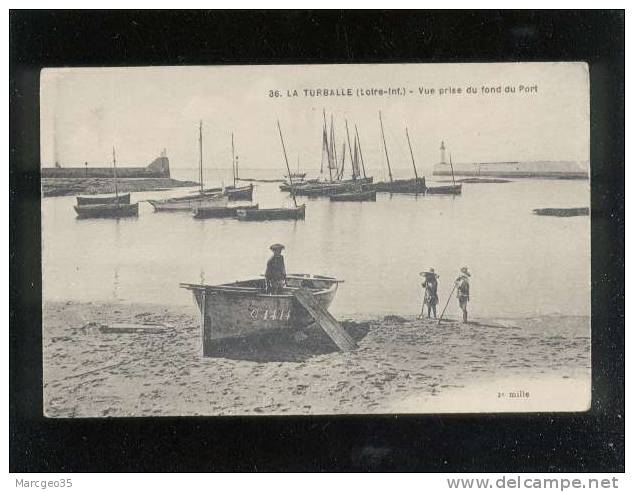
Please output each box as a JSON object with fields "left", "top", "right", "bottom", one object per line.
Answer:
{"left": 180, "top": 276, "right": 340, "bottom": 298}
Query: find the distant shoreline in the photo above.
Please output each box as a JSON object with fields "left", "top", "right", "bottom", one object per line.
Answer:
{"left": 41, "top": 177, "right": 199, "bottom": 197}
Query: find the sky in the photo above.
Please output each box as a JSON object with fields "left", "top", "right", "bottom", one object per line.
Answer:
{"left": 40, "top": 62, "right": 589, "bottom": 176}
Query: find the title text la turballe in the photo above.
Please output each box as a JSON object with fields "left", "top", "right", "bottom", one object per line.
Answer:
{"left": 268, "top": 84, "right": 538, "bottom": 99}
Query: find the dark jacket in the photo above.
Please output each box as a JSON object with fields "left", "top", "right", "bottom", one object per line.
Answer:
{"left": 265, "top": 254, "right": 286, "bottom": 281}
{"left": 421, "top": 278, "right": 439, "bottom": 305}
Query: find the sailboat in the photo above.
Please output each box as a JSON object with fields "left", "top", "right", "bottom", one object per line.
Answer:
{"left": 372, "top": 111, "right": 426, "bottom": 194}
{"left": 193, "top": 133, "right": 258, "bottom": 218}
{"left": 148, "top": 121, "right": 228, "bottom": 211}
{"left": 426, "top": 152, "right": 462, "bottom": 195}
{"left": 223, "top": 134, "right": 255, "bottom": 201}
{"left": 330, "top": 120, "right": 377, "bottom": 202}
{"left": 74, "top": 148, "right": 139, "bottom": 218}
{"left": 237, "top": 120, "right": 306, "bottom": 221}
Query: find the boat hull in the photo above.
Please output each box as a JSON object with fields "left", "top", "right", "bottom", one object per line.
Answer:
{"left": 426, "top": 184, "right": 462, "bottom": 195}
{"left": 372, "top": 177, "right": 426, "bottom": 193}
{"left": 74, "top": 202, "right": 139, "bottom": 219}
{"left": 330, "top": 190, "right": 377, "bottom": 202}
{"left": 533, "top": 207, "right": 589, "bottom": 217}
{"left": 236, "top": 204, "right": 306, "bottom": 221}
{"left": 149, "top": 194, "right": 228, "bottom": 211}
{"left": 193, "top": 204, "right": 259, "bottom": 219}
{"left": 181, "top": 276, "right": 339, "bottom": 356}
{"left": 76, "top": 193, "right": 131, "bottom": 205}
{"left": 225, "top": 184, "right": 254, "bottom": 201}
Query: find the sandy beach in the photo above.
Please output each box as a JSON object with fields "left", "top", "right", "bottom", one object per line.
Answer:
{"left": 42, "top": 301, "right": 590, "bottom": 417}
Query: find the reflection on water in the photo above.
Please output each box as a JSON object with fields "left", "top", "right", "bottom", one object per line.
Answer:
{"left": 42, "top": 170, "right": 590, "bottom": 318}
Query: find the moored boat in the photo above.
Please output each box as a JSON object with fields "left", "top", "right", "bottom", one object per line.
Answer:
{"left": 180, "top": 274, "right": 341, "bottom": 356}
{"left": 76, "top": 193, "right": 131, "bottom": 206}
{"left": 148, "top": 194, "right": 228, "bottom": 211}
{"left": 225, "top": 183, "right": 254, "bottom": 201}
{"left": 74, "top": 202, "right": 139, "bottom": 219}
{"left": 236, "top": 204, "right": 306, "bottom": 221}
{"left": 193, "top": 203, "right": 259, "bottom": 219}
{"left": 330, "top": 189, "right": 377, "bottom": 202}
{"left": 426, "top": 184, "right": 462, "bottom": 195}
{"left": 532, "top": 207, "right": 589, "bottom": 217}
{"left": 372, "top": 177, "right": 426, "bottom": 193}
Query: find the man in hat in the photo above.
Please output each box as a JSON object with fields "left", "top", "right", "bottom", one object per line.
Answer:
{"left": 455, "top": 266, "right": 471, "bottom": 323}
{"left": 265, "top": 243, "right": 287, "bottom": 294}
{"left": 419, "top": 268, "right": 439, "bottom": 319}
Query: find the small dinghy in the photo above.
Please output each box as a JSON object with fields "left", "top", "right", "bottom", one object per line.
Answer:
{"left": 180, "top": 274, "right": 342, "bottom": 356}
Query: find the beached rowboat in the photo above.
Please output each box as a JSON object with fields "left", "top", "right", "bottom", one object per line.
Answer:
{"left": 180, "top": 274, "right": 341, "bottom": 356}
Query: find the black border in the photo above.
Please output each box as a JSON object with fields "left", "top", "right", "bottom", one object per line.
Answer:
{"left": 10, "top": 10, "right": 625, "bottom": 472}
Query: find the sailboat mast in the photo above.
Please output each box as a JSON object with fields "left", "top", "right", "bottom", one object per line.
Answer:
{"left": 345, "top": 120, "right": 356, "bottom": 179}
{"left": 231, "top": 132, "right": 236, "bottom": 188}
{"left": 339, "top": 142, "right": 346, "bottom": 179}
{"left": 449, "top": 153, "right": 457, "bottom": 188}
{"left": 323, "top": 110, "right": 333, "bottom": 182}
{"left": 405, "top": 127, "right": 419, "bottom": 180}
{"left": 331, "top": 115, "right": 339, "bottom": 180}
{"left": 112, "top": 146, "right": 118, "bottom": 198}
{"left": 277, "top": 120, "right": 298, "bottom": 208}
{"left": 379, "top": 111, "right": 393, "bottom": 183}
{"left": 199, "top": 120, "right": 203, "bottom": 194}
{"left": 355, "top": 124, "right": 367, "bottom": 179}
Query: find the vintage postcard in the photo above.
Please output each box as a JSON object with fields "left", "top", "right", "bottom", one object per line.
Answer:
{"left": 40, "top": 62, "right": 590, "bottom": 417}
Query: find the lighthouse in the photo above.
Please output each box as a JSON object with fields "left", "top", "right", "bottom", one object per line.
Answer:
{"left": 440, "top": 141, "right": 447, "bottom": 164}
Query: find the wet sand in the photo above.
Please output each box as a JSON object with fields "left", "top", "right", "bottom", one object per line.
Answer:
{"left": 43, "top": 301, "right": 590, "bottom": 417}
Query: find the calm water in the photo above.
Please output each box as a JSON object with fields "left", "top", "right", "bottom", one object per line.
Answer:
{"left": 42, "top": 169, "right": 590, "bottom": 318}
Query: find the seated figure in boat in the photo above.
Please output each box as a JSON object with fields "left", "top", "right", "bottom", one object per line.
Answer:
{"left": 265, "top": 243, "right": 286, "bottom": 294}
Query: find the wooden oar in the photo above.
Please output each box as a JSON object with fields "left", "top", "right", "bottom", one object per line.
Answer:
{"left": 437, "top": 282, "right": 457, "bottom": 326}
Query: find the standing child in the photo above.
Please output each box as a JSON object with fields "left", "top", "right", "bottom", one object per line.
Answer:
{"left": 419, "top": 268, "right": 439, "bottom": 319}
{"left": 455, "top": 266, "right": 471, "bottom": 323}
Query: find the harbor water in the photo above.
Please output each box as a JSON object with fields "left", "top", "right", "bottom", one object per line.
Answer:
{"left": 42, "top": 169, "right": 590, "bottom": 319}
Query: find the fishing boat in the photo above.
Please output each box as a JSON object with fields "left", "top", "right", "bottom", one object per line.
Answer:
{"left": 329, "top": 120, "right": 377, "bottom": 202}
{"left": 294, "top": 182, "right": 350, "bottom": 197}
{"left": 533, "top": 207, "right": 589, "bottom": 217}
{"left": 74, "top": 148, "right": 139, "bottom": 219}
{"left": 193, "top": 203, "right": 259, "bottom": 219}
{"left": 286, "top": 172, "right": 306, "bottom": 180}
{"left": 76, "top": 193, "right": 131, "bottom": 206}
{"left": 236, "top": 203, "right": 306, "bottom": 221}
{"left": 149, "top": 121, "right": 228, "bottom": 212}
{"left": 225, "top": 183, "right": 254, "bottom": 201}
{"left": 180, "top": 274, "right": 341, "bottom": 355}
{"left": 426, "top": 154, "right": 462, "bottom": 195}
{"left": 239, "top": 120, "right": 306, "bottom": 221}
{"left": 372, "top": 113, "right": 426, "bottom": 194}
{"left": 74, "top": 201, "right": 139, "bottom": 219}
{"left": 426, "top": 184, "right": 462, "bottom": 195}
{"left": 330, "top": 189, "right": 376, "bottom": 202}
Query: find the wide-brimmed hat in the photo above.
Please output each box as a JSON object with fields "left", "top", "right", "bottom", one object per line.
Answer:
{"left": 270, "top": 243, "right": 285, "bottom": 251}
{"left": 419, "top": 268, "right": 439, "bottom": 277}
{"left": 460, "top": 266, "right": 471, "bottom": 277}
